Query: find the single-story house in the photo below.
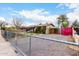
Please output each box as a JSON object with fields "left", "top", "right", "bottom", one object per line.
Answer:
{"left": 20, "top": 23, "right": 59, "bottom": 34}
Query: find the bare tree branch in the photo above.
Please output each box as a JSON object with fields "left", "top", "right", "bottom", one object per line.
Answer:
{"left": 12, "top": 17, "right": 23, "bottom": 29}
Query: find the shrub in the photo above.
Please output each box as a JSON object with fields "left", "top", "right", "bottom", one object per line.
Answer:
{"left": 34, "top": 26, "right": 46, "bottom": 34}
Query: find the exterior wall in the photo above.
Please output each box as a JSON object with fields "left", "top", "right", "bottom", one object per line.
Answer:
{"left": 46, "top": 25, "right": 50, "bottom": 34}
{"left": 49, "top": 28, "right": 54, "bottom": 34}
{"left": 49, "top": 28, "right": 59, "bottom": 34}
{"left": 46, "top": 25, "right": 58, "bottom": 34}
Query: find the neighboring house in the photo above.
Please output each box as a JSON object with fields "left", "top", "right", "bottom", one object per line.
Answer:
{"left": 45, "top": 23, "right": 59, "bottom": 34}
{"left": 20, "top": 23, "right": 59, "bottom": 34}
{"left": 20, "top": 26, "right": 35, "bottom": 32}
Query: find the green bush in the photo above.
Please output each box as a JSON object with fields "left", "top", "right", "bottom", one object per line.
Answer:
{"left": 34, "top": 26, "right": 45, "bottom": 34}
{"left": 4, "top": 26, "right": 17, "bottom": 31}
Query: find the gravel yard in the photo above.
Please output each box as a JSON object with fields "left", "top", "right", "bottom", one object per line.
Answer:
{"left": 8, "top": 34, "right": 79, "bottom": 56}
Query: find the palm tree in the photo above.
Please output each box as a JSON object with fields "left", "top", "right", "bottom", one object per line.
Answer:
{"left": 57, "top": 14, "right": 69, "bottom": 28}
{"left": 62, "top": 20, "right": 69, "bottom": 28}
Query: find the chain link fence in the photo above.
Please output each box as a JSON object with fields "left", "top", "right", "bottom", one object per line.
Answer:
{"left": 1, "top": 30, "right": 79, "bottom": 56}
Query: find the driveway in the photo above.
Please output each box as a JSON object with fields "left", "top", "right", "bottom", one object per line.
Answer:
{"left": 8, "top": 34, "right": 79, "bottom": 56}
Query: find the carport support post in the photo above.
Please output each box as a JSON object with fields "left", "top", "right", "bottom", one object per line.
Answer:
{"left": 29, "top": 36, "right": 31, "bottom": 56}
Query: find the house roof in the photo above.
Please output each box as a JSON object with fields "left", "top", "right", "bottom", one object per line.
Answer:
{"left": 20, "top": 23, "right": 55, "bottom": 29}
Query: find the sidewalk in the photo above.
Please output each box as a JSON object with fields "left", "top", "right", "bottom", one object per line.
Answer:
{"left": 0, "top": 30, "right": 17, "bottom": 56}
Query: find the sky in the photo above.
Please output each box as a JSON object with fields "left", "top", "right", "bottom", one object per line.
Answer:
{"left": 0, "top": 3, "right": 79, "bottom": 27}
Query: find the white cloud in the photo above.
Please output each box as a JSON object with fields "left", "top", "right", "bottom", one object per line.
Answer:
{"left": 65, "top": 4, "right": 79, "bottom": 23}
{"left": 67, "top": 13, "right": 79, "bottom": 25}
{"left": 19, "top": 9, "right": 58, "bottom": 26}
{"left": 19, "top": 4, "right": 79, "bottom": 27}
{"left": 10, "top": 4, "right": 79, "bottom": 27}
{"left": 22, "top": 22, "right": 36, "bottom": 26}
{"left": 57, "top": 3, "right": 79, "bottom": 9}
{"left": 57, "top": 3, "right": 79, "bottom": 25}
{"left": 56, "top": 3, "right": 66, "bottom": 9}
{"left": 0, "top": 17, "right": 13, "bottom": 27}
{"left": 0, "top": 17, "right": 5, "bottom": 22}
{"left": 64, "top": 3, "right": 79, "bottom": 9}
{"left": 0, "top": 7, "right": 13, "bottom": 11}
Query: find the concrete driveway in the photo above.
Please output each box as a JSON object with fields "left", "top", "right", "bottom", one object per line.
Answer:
{"left": 8, "top": 34, "right": 79, "bottom": 56}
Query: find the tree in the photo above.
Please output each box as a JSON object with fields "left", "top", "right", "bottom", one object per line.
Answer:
{"left": 62, "top": 20, "right": 69, "bottom": 27}
{"left": 72, "top": 20, "right": 79, "bottom": 28}
{"left": 0, "top": 21, "right": 7, "bottom": 30}
{"left": 57, "top": 14, "right": 69, "bottom": 28}
{"left": 12, "top": 17, "right": 23, "bottom": 29}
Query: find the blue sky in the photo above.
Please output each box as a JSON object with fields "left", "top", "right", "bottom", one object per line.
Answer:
{"left": 0, "top": 3, "right": 79, "bottom": 26}
{"left": 0, "top": 3, "right": 71, "bottom": 16}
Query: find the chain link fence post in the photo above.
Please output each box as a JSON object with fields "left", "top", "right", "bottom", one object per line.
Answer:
{"left": 29, "top": 36, "right": 31, "bottom": 56}
{"left": 15, "top": 33, "right": 17, "bottom": 46}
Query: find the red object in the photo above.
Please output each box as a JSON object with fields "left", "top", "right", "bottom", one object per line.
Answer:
{"left": 61, "top": 27, "right": 73, "bottom": 35}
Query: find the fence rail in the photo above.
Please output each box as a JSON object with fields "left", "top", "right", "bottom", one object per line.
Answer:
{"left": 28, "top": 36, "right": 79, "bottom": 46}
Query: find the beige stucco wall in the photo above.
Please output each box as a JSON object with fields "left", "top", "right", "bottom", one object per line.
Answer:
{"left": 46, "top": 25, "right": 54, "bottom": 34}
